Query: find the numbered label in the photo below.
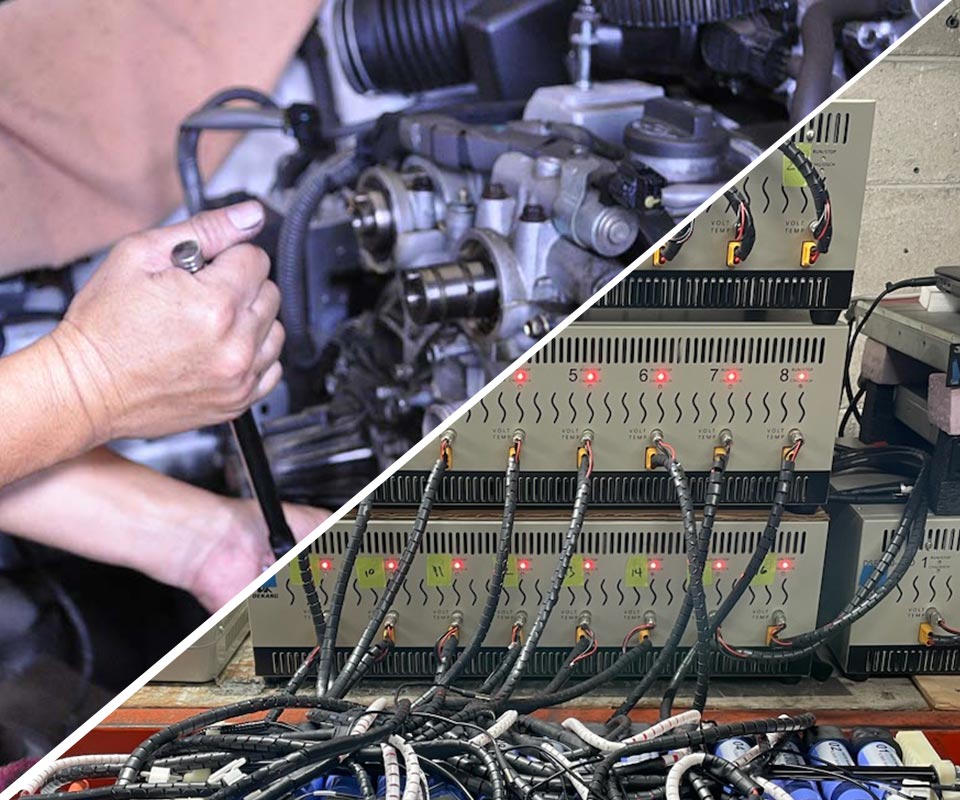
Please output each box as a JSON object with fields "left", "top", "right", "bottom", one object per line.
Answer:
{"left": 563, "top": 555, "right": 585, "bottom": 588}
{"left": 503, "top": 555, "right": 520, "bottom": 588}
{"left": 289, "top": 554, "right": 323, "bottom": 586}
{"left": 625, "top": 556, "right": 649, "bottom": 588}
{"left": 355, "top": 556, "right": 387, "bottom": 589}
{"left": 750, "top": 553, "right": 778, "bottom": 586}
{"left": 782, "top": 142, "right": 813, "bottom": 187}
{"left": 427, "top": 554, "right": 453, "bottom": 587}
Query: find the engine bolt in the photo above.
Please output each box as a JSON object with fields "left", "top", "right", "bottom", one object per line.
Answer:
{"left": 410, "top": 174, "right": 434, "bottom": 191}
{"left": 520, "top": 204, "right": 547, "bottom": 223}
{"left": 523, "top": 315, "right": 551, "bottom": 339}
{"left": 483, "top": 182, "right": 508, "bottom": 200}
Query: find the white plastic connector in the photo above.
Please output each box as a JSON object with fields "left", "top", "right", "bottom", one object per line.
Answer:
{"left": 207, "top": 758, "right": 247, "bottom": 786}
{"left": 469, "top": 710, "right": 519, "bottom": 746}
{"left": 146, "top": 766, "right": 172, "bottom": 784}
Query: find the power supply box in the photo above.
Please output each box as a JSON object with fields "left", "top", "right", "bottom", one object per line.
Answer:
{"left": 249, "top": 511, "right": 829, "bottom": 680}
{"left": 381, "top": 319, "right": 846, "bottom": 507}
{"left": 821, "top": 503, "right": 960, "bottom": 676}
{"left": 598, "top": 100, "right": 874, "bottom": 320}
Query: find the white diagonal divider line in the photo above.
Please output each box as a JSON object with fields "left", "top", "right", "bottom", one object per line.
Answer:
{"left": 4, "top": 4, "right": 951, "bottom": 795}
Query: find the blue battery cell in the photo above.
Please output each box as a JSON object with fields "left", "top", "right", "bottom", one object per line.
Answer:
{"left": 807, "top": 726, "right": 874, "bottom": 800}
{"left": 772, "top": 738, "right": 822, "bottom": 800}
{"left": 714, "top": 736, "right": 755, "bottom": 762}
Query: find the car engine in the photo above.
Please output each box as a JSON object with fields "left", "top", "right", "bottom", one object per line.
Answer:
{"left": 0, "top": 0, "right": 935, "bottom": 510}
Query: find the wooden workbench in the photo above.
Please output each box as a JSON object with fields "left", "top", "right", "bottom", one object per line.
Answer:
{"left": 67, "top": 636, "right": 960, "bottom": 760}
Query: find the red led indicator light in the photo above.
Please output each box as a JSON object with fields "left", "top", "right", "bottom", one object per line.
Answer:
{"left": 584, "top": 369, "right": 599, "bottom": 385}
{"left": 713, "top": 559, "right": 727, "bottom": 571}
{"left": 648, "top": 559, "right": 662, "bottom": 571}
{"left": 319, "top": 559, "right": 333, "bottom": 571}
{"left": 518, "top": 558, "right": 531, "bottom": 572}
{"left": 654, "top": 370, "right": 670, "bottom": 385}
{"left": 385, "top": 559, "right": 398, "bottom": 571}
{"left": 514, "top": 369, "right": 529, "bottom": 384}
{"left": 724, "top": 369, "right": 740, "bottom": 385}
{"left": 583, "top": 559, "right": 596, "bottom": 571}
{"left": 796, "top": 371, "right": 809, "bottom": 383}
{"left": 452, "top": 559, "right": 465, "bottom": 572}
{"left": 778, "top": 559, "right": 794, "bottom": 571}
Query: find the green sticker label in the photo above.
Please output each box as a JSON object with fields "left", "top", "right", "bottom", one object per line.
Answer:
{"left": 355, "top": 556, "right": 386, "bottom": 589}
{"left": 289, "top": 554, "right": 323, "bottom": 586}
{"left": 625, "top": 556, "right": 649, "bottom": 588}
{"left": 783, "top": 142, "right": 813, "bottom": 187}
{"left": 751, "top": 553, "right": 778, "bottom": 586}
{"left": 563, "top": 555, "right": 585, "bottom": 587}
{"left": 503, "top": 555, "right": 520, "bottom": 588}
{"left": 427, "top": 554, "right": 453, "bottom": 587}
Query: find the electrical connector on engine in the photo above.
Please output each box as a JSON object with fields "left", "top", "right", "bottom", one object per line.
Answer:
{"left": 645, "top": 446, "right": 660, "bottom": 469}
{"left": 440, "top": 429, "right": 456, "bottom": 468}
{"left": 511, "top": 610, "right": 527, "bottom": 645}
{"left": 639, "top": 610, "right": 656, "bottom": 641}
{"left": 766, "top": 610, "right": 787, "bottom": 645}
{"left": 577, "top": 430, "right": 594, "bottom": 469}
{"left": 782, "top": 429, "right": 804, "bottom": 461}
{"left": 576, "top": 611, "right": 593, "bottom": 641}
{"left": 712, "top": 429, "right": 734, "bottom": 464}
{"left": 801, "top": 241, "right": 819, "bottom": 267}
{"left": 726, "top": 241, "right": 742, "bottom": 268}
{"left": 653, "top": 247, "right": 667, "bottom": 266}
{"left": 384, "top": 610, "right": 399, "bottom": 644}
{"left": 920, "top": 607, "right": 944, "bottom": 646}
{"left": 509, "top": 429, "right": 525, "bottom": 460}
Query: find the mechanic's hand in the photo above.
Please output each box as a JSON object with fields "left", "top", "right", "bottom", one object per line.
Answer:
{"left": 48, "top": 201, "right": 284, "bottom": 442}
{"left": 186, "top": 499, "right": 331, "bottom": 612}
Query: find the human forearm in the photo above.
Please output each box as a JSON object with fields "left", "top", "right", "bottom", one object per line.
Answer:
{"left": 0, "top": 0, "right": 320, "bottom": 274}
{"left": 0, "top": 448, "right": 232, "bottom": 590}
{"left": 0, "top": 336, "right": 100, "bottom": 486}
{"left": 0, "top": 448, "right": 330, "bottom": 610}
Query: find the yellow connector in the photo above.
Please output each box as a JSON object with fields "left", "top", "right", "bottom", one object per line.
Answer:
{"left": 919, "top": 622, "right": 935, "bottom": 646}
{"left": 765, "top": 626, "right": 780, "bottom": 646}
{"left": 645, "top": 446, "right": 659, "bottom": 469}
{"left": 801, "top": 241, "right": 819, "bottom": 268}
{"left": 713, "top": 446, "right": 729, "bottom": 462}
{"left": 576, "top": 625, "right": 590, "bottom": 642}
{"left": 638, "top": 627, "right": 653, "bottom": 642}
{"left": 726, "top": 241, "right": 742, "bottom": 268}
{"left": 577, "top": 446, "right": 588, "bottom": 468}
{"left": 653, "top": 247, "right": 667, "bottom": 267}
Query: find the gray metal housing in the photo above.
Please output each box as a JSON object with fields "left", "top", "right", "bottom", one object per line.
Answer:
{"left": 386, "top": 319, "right": 846, "bottom": 506}
{"left": 249, "top": 511, "right": 828, "bottom": 679}
{"left": 821, "top": 503, "right": 960, "bottom": 676}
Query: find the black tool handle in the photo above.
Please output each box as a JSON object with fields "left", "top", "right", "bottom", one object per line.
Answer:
{"left": 232, "top": 411, "right": 296, "bottom": 557}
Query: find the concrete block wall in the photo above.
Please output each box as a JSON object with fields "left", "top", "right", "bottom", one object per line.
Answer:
{"left": 841, "top": 2, "right": 960, "bottom": 296}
